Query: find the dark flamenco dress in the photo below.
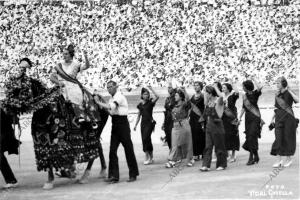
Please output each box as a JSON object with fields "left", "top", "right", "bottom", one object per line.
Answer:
{"left": 137, "top": 99, "right": 156, "bottom": 153}
{"left": 270, "top": 91, "right": 297, "bottom": 156}
{"left": 189, "top": 94, "right": 206, "bottom": 156}
{"left": 242, "top": 90, "right": 262, "bottom": 152}
{"left": 32, "top": 96, "right": 101, "bottom": 171}
{"left": 29, "top": 81, "right": 75, "bottom": 171}
{"left": 223, "top": 92, "right": 240, "bottom": 151}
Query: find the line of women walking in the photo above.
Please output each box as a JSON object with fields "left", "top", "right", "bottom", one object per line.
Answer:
{"left": 149, "top": 77, "right": 298, "bottom": 172}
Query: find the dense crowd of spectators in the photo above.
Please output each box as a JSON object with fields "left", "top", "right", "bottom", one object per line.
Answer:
{"left": 0, "top": 0, "right": 299, "bottom": 90}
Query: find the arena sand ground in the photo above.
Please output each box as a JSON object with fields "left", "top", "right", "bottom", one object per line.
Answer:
{"left": 0, "top": 89, "right": 299, "bottom": 200}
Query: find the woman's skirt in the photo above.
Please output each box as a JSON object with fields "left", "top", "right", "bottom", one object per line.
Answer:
{"left": 270, "top": 110, "right": 297, "bottom": 156}
{"left": 168, "top": 119, "right": 193, "bottom": 162}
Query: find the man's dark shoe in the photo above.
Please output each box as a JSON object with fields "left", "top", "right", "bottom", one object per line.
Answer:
{"left": 127, "top": 176, "right": 137, "bottom": 182}
{"left": 104, "top": 177, "right": 119, "bottom": 183}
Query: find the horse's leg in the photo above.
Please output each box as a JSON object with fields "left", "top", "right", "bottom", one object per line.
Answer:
{"left": 98, "top": 142, "right": 107, "bottom": 178}
{"left": 79, "top": 99, "right": 108, "bottom": 182}
{"left": 77, "top": 159, "right": 93, "bottom": 184}
{"left": 86, "top": 159, "right": 95, "bottom": 171}
{"left": 79, "top": 138, "right": 107, "bottom": 183}
{"left": 97, "top": 110, "right": 108, "bottom": 178}
{"left": 43, "top": 167, "right": 54, "bottom": 190}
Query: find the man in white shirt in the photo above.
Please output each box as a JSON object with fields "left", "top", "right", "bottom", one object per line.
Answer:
{"left": 94, "top": 80, "right": 139, "bottom": 183}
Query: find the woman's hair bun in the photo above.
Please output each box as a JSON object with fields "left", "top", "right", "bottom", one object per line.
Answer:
{"left": 67, "top": 44, "right": 75, "bottom": 57}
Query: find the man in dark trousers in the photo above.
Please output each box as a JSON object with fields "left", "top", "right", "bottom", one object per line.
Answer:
{"left": 0, "top": 108, "right": 20, "bottom": 189}
{"left": 94, "top": 80, "right": 139, "bottom": 183}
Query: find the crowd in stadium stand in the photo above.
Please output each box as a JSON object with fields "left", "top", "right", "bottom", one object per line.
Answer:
{"left": 0, "top": 0, "right": 299, "bottom": 90}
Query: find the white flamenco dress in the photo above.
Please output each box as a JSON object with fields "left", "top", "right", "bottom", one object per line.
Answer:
{"left": 57, "top": 61, "right": 85, "bottom": 107}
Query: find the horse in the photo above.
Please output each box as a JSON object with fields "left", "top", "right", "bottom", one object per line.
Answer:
{"left": 2, "top": 76, "right": 109, "bottom": 189}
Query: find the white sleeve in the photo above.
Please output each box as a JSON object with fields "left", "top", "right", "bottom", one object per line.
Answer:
{"left": 79, "top": 62, "right": 86, "bottom": 71}
{"left": 109, "top": 93, "right": 123, "bottom": 111}
{"left": 109, "top": 101, "right": 118, "bottom": 111}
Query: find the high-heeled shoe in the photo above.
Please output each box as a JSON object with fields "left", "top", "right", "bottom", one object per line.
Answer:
{"left": 144, "top": 159, "right": 154, "bottom": 165}
{"left": 283, "top": 159, "right": 293, "bottom": 168}
{"left": 246, "top": 152, "right": 255, "bottom": 165}
{"left": 194, "top": 156, "right": 200, "bottom": 161}
{"left": 187, "top": 159, "right": 195, "bottom": 167}
{"left": 200, "top": 166, "right": 210, "bottom": 172}
{"left": 246, "top": 159, "right": 255, "bottom": 165}
{"left": 3, "top": 182, "right": 18, "bottom": 189}
{"left": 165, "top": 161, "right": 175, "bottom": 168}
{"left": 229, "top": 155, "right": 237, "bottom": 163}
{"left": 254, "top": 155, "right": 259, "bottom": 164}
{"left": 216, "top": 166, "right": 225, "bottom": 171}
{"left": 43, "top": 182, "right": 54, "bottom": 190}
{"left": 272, "top": 160, "right": 284, "bottom": 168}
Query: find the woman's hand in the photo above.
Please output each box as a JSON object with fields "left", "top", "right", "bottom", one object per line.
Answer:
{"left": 93, "top": 90, "right": 103, "bottom": 99}
{"left": 93, "top": 95, "right": 101, "bottom": 104}
{"left": 237, "top": 119, "right": 242, "bottom": 126}
{"left": 161, "top": 123, "right": 165, "bottom": 131}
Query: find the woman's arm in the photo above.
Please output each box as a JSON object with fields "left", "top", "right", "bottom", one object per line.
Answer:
{"left": 231, "top": 79, "right": 240, "bottom": 94}
{"left": 133, "top": 111, "right": 141, "bottom": 131}
{"left": 49, "top": 67, "right": 63, "bottom": 86}
{"left": 215, "top": 96, "right": 224, "bottom": 118}
{"left": 238, "top": 108, "right": 245, "bottom": 124}
{"left": 80, "top": 50, "right": 90, "bottom": 71}
{"left": 270, "top": 112, "right": 275, "bottom": 124}
{"left": 213, "top": 83, "right": 224, "bottom": 98}
{"left": 252, "top": 77, "right": 263, "bottom": 91}
{"left": 288, "top": 87, "right": 299, "bottom": 103}
{"left": 181, "top": 86, "right": 189, "bottom": 102}
{"left": 204, "top": 89, "right": 208, "bottom": 106}
{"left": 148, "top": 86, "right": 159, "bottom": 103}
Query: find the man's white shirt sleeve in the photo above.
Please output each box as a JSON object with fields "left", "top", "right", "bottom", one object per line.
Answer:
{"left": 108, "top": 91, "right": 128, "bottom": 116}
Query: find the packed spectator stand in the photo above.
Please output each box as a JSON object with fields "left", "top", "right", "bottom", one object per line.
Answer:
{"left": 0, "top": 0, "right": 299, "bottom": 91}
